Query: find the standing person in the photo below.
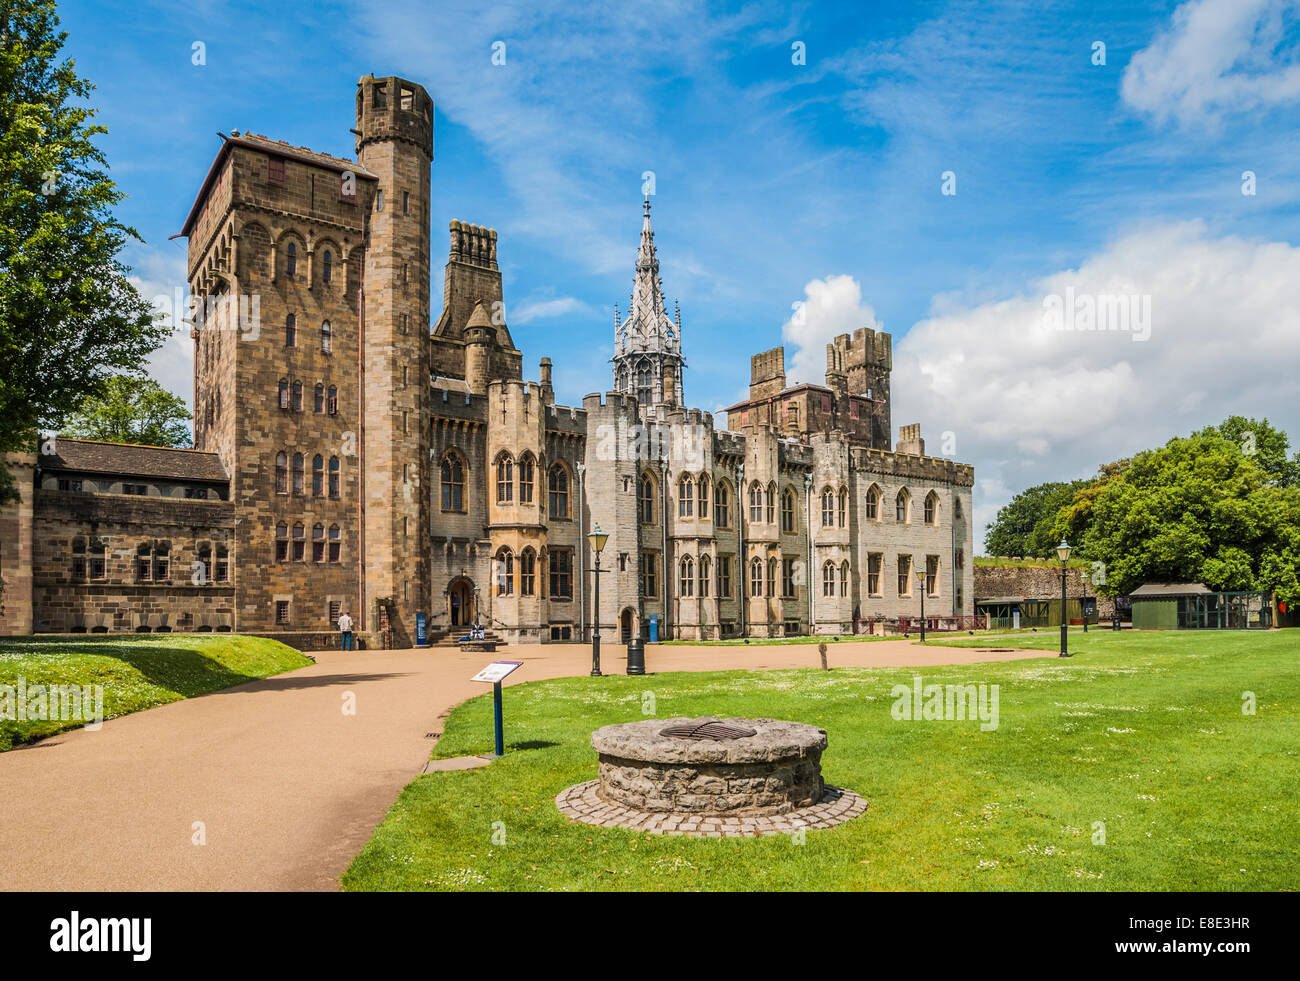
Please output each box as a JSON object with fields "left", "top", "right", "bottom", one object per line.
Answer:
{"left": 338, "top": 610, "right": 354, "bottom": 651}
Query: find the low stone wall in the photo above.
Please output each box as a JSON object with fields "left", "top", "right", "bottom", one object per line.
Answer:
{"left": 975, "top": 562, "right": 1115, "bottom": 618}
{"left": 244, "top": 630, "right": 367, "bottom": 651}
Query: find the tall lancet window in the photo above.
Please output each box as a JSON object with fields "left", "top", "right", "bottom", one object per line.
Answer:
{"left": 636, "top": 360, "right": 652, "bottom": 405}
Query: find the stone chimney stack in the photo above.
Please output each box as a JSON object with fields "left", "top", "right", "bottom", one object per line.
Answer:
{"left": 896, "top": 423, "right": 925, "bottom": 455}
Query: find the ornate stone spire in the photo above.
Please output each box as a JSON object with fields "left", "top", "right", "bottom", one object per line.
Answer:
{"left": 612, "top": 197, "right": 684, "bottom": 409}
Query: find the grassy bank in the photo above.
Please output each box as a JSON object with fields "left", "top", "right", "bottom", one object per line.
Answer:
{"left": 0, "top": 634, "right": 310, "bottom": 750}
{"left": 344, "top": 629, "right": 1299, "bottom": 891}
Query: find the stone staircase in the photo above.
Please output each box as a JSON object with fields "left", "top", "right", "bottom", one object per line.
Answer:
{"left": 430, "top": 627, "right": 504, "bottom": 649}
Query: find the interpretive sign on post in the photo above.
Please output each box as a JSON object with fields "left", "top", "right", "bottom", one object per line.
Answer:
{"left": 471, "top": 661, "right": 523, "bottom": 756}
{"left": 471, "top": 661, "right": 523, "bottom": 684}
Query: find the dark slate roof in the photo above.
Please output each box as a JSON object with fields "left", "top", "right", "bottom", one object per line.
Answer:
{"left": 1129, "top": 582, "right": 1211, "bottom": 598}
{"left": 41, "top": 439, "right": 229, "bottom": 483}
{"left": 181, "top": 132, "right": 377, "bottom": 236}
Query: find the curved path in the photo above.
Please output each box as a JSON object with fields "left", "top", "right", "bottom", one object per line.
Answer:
{"left": 0, "top": 640, "right": 1046, "bottom": 891}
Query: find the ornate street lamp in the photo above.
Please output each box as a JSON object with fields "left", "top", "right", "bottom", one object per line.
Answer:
{"left": 588, "top": 523, "right": 609, "bottom": 677}
{"left": 915, "top": 563, "right": 927, "bottom": 643}
{"left": 1056, "top": 540, "right": 1072, "bottom": 657}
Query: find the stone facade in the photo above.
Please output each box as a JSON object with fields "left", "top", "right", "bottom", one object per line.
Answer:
{"left": 0, "top": 73, "right": 976, "bottom": 646}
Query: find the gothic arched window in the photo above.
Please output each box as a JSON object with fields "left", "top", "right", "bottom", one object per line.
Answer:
{"left": 496, "top": 453, "right": 514, "bottom": 503}
{"left": 548, "top": 463, "right": 569, "bottom": 518}
{"left": 678, "top": 475, "right": 694, "bottom": 518}
{"left": 638, "top": 473, "right": 655, "bottom": 524}
{"left": 636, "top": 359, "right": 652, "bottom": 404}
{"left": 441, "top": 453, "right": 465, "bottom": 512}
{"left": 518, "top": 453, "right": 535, "bottom": 505}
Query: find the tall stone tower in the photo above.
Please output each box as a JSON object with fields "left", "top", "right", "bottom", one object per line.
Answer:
{"left": 355, "top": 75, "right": 433, "bottom": 644}
{"left": 612, "top": 198, "right": 685, "bottom": 411}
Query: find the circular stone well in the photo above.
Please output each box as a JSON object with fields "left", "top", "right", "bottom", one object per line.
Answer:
{"left": 555, "top": 717, "right": 867, "bottom": 837}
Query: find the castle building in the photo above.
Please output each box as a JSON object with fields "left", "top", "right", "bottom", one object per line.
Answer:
{"left": 0, "top": 75, "right": 975, "bottom": 646}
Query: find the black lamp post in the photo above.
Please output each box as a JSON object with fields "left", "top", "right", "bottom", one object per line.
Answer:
{"left": 915, "top": 563, "right": 927, "bottom": 643}
{"left": 589, "top": 523, "right": 608, "bottom": 677}
{"left": 1056, "top": 539, "right": 1072, "bottom": 657}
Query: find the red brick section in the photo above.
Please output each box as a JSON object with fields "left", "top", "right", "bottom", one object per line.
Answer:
{"left": 0, "top": 639, "right": 1047, "bottom": 891}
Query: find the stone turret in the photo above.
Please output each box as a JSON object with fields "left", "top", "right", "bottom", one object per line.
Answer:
{"left": 464, "top": 301, "right": 496, "bottom": 395}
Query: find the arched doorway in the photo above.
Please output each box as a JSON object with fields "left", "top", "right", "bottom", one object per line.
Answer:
{"left": 448, "top": 578, "right": 475, "bottom": 628}
{"left": 620, "top": 607, "right": 636, "bottom": 643}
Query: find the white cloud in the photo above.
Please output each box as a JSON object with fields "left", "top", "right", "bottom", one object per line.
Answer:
{"left": 1122, "top": 0, "right": 1300, "bottom": 126}
{"left": 511, "top": 295, "right": 592, "bottom": 325}
{"left": 781, "top": 274, "right": 884, "bottom": 386}
{"left": 892, "top": 220, "right": 1300, "bottom": 539}
{"left": 789, "top": 222, "right": 1300, "bottom": 543}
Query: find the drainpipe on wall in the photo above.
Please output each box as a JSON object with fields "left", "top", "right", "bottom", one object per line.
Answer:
{"left": 661, "top": 451, "right": 670, "bottom": 640}
{"left": 576, "top": 462, "right": 585, "bottom": 643}
{"left": 357, "top": 255, "right": 367, "bottom": 633}
{"left": 736, "top": 461, "right": 745, "bottom": 638}
{"left": 805, "top": 472, "right": 814, "bottom": 636}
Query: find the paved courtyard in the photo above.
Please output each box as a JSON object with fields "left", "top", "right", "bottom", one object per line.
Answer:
{"left": 0, "top": 640, "right": 1047, "bottom": 891}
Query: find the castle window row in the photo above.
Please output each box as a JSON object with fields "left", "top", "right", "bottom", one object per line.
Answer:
{"left": 863, "top": 485, "right": 943, "bottom": 527}
{"left": 637, "top": 473, "right": 732, "bottom": 527}
{"left": 49, "top": 477, "right": 222, "bottom": 500}
{"left": 476, "top": 453, "right": 572, "bottom": 519}
{"left": 283, "top": 314, "right": 333, "bottom": 354}
{"left": 279, "top": 241, "right": 342, "bottom": 285}
{"left": 66, "top": 537, "right": 231, "bottom": 585}
{"left": 274, "top": 522, "right": 342, "bottom": 563}
{"left": 275, "top": 452, "right": 341, "bottom": 498}
{"left": 492, "top": 546, "right": 572, "bottom": 598}
{"left": 278, "top": 377, "right": 339, "bottom": 414}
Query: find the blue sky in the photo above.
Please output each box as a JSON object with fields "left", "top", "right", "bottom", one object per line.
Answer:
{"left": 61, "top": 0, "right": 1300, "bottom": 537}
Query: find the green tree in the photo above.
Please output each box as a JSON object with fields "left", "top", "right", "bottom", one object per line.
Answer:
{"left": 983, "top": 479, "right": 1091, "bottom": 557}
{"left": 1196, "top": 415, "right": 1300, "bottom": 487}
{"left": 0, "top": 0, "right": 166, "bottom": 500}
{"left": 62, "top": 375, "right": 192, "bottom": 447}
{"left": 1079, "top": 432, "right": 1300, "bottom": 604}
{"left": 1052, "top": 459, "right": 1129, "bottom": 549}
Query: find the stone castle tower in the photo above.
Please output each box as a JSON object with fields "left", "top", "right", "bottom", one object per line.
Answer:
{"left": 612, "top": 198, "right": 684, "bottom": 411}
{"left": 355, "top": 75, "right": 434, "bottom": 644}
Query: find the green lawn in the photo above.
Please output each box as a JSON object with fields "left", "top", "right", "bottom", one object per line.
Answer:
{"left": 0, "top": 634, "right": 310, "bottom": 750}
{"left": 658, "top": 633, "right": 895, "bottom": 646}
{"left": 344, "top": 629, "right": 1300, "bottom": 891}
{"left": 659, "top": 625, "right": 1101, "bottom": 646}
